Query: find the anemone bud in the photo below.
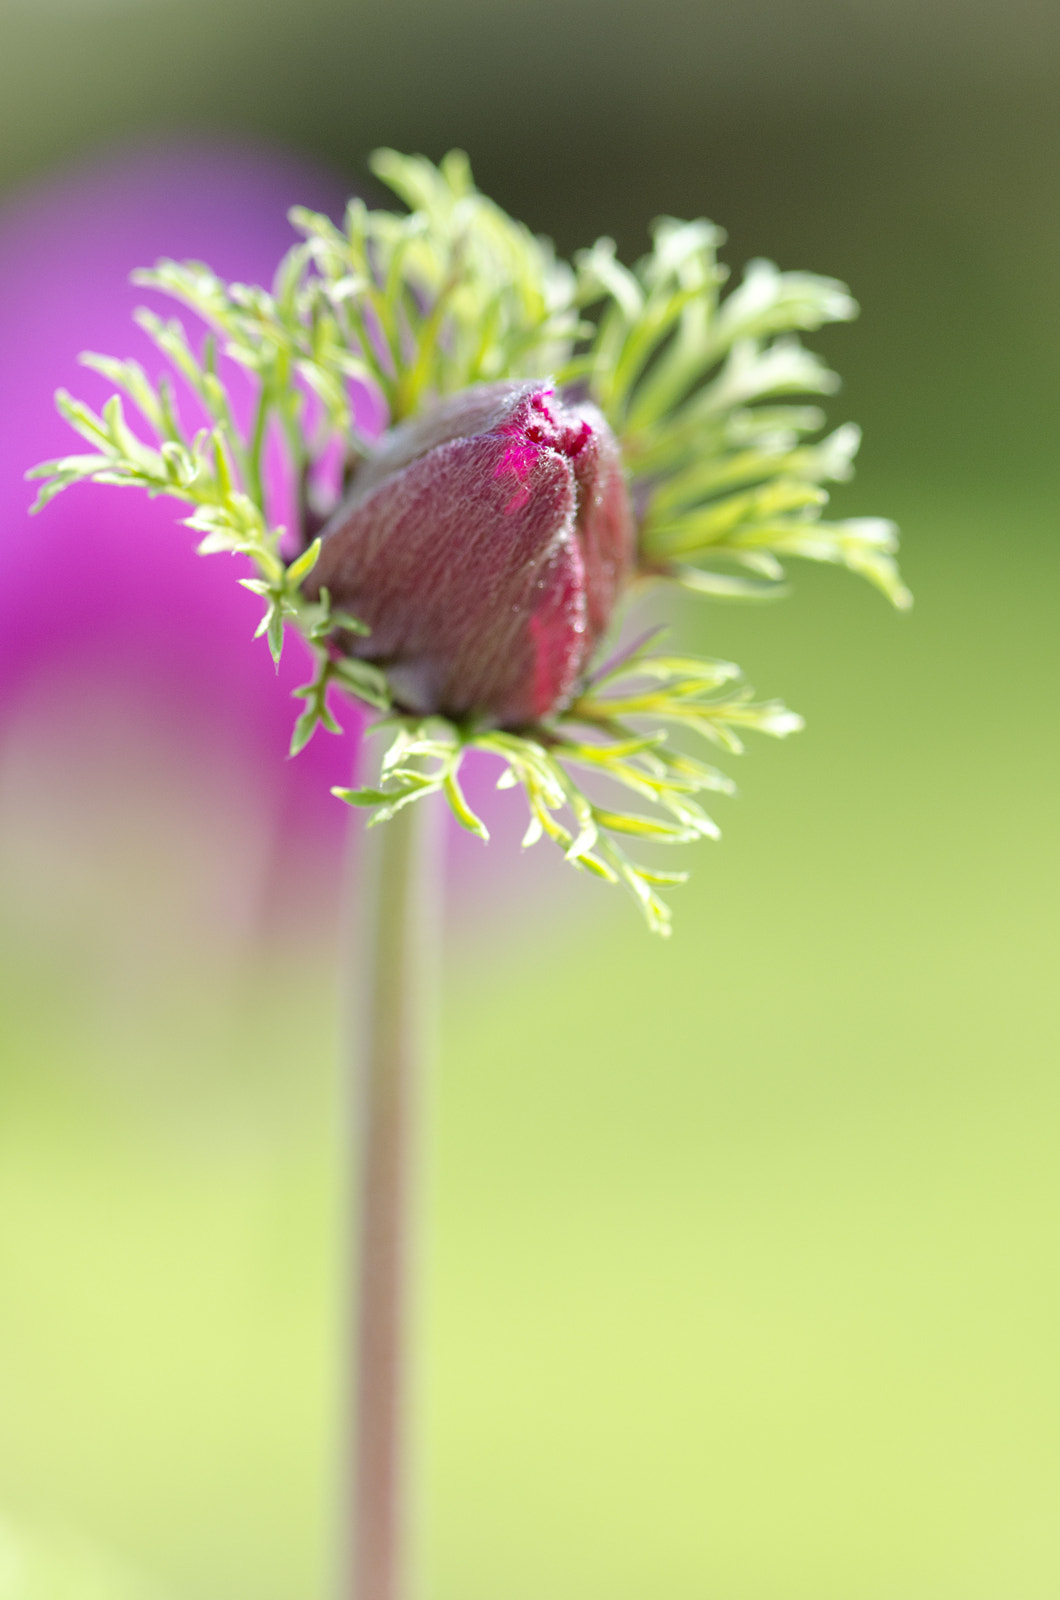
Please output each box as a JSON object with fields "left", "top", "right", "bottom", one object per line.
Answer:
{"left": 306, "top": 382, "right": 636, "bottom": 726}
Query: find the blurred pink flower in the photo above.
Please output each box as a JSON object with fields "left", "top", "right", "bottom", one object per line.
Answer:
{"left": 0, "top": 143, "right": 360, "bottom": 913}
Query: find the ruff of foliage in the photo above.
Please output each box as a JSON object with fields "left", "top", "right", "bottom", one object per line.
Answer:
{"left": 28, "top": 151, "right": 910, "bottom": 934}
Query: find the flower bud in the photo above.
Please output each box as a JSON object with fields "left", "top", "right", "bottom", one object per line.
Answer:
{"left": 306, "top": 382, "right": 636, "bottom": 725}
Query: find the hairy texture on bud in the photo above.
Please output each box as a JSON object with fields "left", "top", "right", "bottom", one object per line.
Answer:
{"left": 306, "top": 382, "right": 636, "bottom": 725}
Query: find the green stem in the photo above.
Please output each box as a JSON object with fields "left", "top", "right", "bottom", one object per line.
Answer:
{"left": 245, "top": 382, "right": 270, "bottom": 510}
{"left": 346, "top": 790, "right": 441, "bottom": 1600}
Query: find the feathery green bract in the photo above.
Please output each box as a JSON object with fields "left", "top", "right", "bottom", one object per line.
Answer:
{"left": 335, "top": 638, "right": 804, "bottom": 937}
{"left": 27, "top": 149, "right": 909, "bottom": 933}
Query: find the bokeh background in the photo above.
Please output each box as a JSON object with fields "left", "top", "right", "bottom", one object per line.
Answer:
{"left": 1, "top": 2, "right": 1058, "bottom": 1597}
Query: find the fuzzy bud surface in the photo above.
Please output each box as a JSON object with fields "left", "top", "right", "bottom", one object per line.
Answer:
{"left": 307, "top": 382, "right": 636, "bottom": 726}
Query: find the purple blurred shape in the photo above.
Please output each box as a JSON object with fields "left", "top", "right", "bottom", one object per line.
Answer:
{"left": 0, "top": 141, "right": 362, "bottom": 888}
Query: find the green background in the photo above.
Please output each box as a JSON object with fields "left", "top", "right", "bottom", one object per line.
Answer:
{"left": 1, "top": 2, "right": 1058, "bottom": 1596}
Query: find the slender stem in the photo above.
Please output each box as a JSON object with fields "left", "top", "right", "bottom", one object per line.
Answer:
{"left": 346, "top": 792, "right": 440, "bottom": 1600}
{"left": 245, "top": 381, "right": 270, "bottom": 512}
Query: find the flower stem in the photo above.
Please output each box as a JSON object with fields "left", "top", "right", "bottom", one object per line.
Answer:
{"left": 346, "top": 790, "right": 440, "bottom": 1600}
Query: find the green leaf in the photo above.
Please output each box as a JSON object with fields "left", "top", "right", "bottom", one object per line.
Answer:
{"left": 669, "top": 564, "right": 788, "bottom": 600}
{"left": 443, "top": 767, "right": 489, "bottom": 840}
{"left": 285, "top": 535, "right": 322, "bottom": 588}
{"left": 592, "top": 809, "right": 697, "bottom": 842}
{"left": 265, "top": 605, "right": 285, "bottom": 664}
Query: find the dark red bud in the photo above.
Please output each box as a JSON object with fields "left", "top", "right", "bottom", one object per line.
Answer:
{"left": 305, "top": 382, "right": 636, "bottom": 725}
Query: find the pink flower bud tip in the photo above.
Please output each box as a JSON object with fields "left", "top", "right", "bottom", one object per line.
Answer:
{"left": 306, "top": 382, "right": 636, "bottom": 726}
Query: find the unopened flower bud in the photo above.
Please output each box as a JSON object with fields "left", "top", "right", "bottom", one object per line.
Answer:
{"left": 306, "top": 382, "right": 636, "bottom": 725}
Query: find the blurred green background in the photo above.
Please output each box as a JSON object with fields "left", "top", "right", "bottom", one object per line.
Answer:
{"left": 1, "top": 1, "right": 1059, "bottom": 1597}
